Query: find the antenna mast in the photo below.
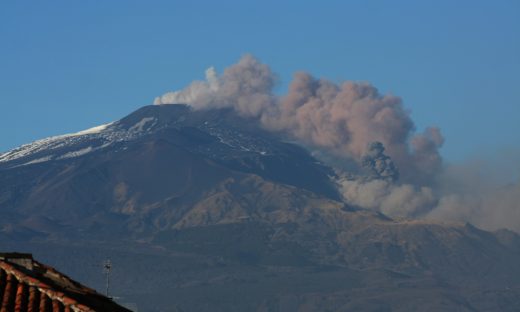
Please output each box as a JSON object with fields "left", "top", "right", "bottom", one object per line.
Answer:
{"left": 103, "top": 259, "right": 112, "bottom": 298}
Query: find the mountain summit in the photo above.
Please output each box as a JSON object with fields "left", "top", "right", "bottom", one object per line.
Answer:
{"left": 1, "top": 105, "right": 520, "bottom": 311}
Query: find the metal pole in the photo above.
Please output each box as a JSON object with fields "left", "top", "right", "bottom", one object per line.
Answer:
{"left": 103, "top": 259, "right": 112, "bottom": 298}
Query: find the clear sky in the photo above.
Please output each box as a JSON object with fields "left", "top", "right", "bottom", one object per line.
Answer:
{"left": 1, "top": 0, "right": 519, "bottom": 162}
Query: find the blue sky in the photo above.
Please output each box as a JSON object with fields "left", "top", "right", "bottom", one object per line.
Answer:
{"left": 1, "top": 0, "right": 519, "bottom": 162}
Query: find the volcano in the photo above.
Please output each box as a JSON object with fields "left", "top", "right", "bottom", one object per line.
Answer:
{"left": 1, "top": 104, "right": 520, "bottom": 311}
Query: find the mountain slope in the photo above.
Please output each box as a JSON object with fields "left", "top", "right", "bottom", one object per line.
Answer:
{"left": 0, "top": 105, "right": 339, "bottom": 233}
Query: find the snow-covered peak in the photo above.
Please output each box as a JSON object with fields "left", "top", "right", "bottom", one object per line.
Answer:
{"left": 0, "top": 114, "right": 168, "bottom": 168}
{"left": 67, "top": 122, "right": 114, "bottom": 137}
{"left": 0, "top": 122, "right": 115, "bottom": 165}
{"left": 0, "top": 104, "right": 286, "bottom": 169}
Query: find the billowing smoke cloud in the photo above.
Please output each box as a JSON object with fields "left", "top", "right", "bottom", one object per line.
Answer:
{"left": 336, "top": 155, "right": 520, "bottom": 232}
{"left": 155, "top": 54, "right": 442, "bottom": 184}
{"left": 155, "top": 55, "right": 519, "bottom": 233}
{"left": 337, "top": 178, "right": 436, "bottom": 218}
{"left": 263, "top": 72, "right": 443, "bottom": 184}
{"left": 155, "top": 55, "right": 276, "bottom": 118}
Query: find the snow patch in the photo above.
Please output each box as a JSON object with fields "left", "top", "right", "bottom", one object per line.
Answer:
{"left": 68, "top": 122, "right": 113, "bottom": 137}
{"left": 129, "top": 117, "right": 156, "bottom": 133}
{"left": 0, "top": 135, "right": 68, "bottom": 163}
{"left": 20, "top": 156, "right": 54, "bottom": 166}
{"left": 0, "top": 122, "right": 114, "bottom": 164}
{"left": 58, "top": 146, "right": 93, "bottom": 159}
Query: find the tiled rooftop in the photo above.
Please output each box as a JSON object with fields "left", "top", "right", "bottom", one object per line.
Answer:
{"left": 0, "top": 253, "right": 131, "bottom": 312}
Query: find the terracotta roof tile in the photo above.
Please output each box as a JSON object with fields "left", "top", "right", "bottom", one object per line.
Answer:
{"left": 0, "top": 253, "right": 131, "bottom": 312}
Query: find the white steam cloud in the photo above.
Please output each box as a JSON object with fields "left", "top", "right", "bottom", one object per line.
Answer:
{"left": 155, "top": 55, "right": 276, "bottom": 118}
{"left": 155, "top": 54, "right": 520, "bottom": 233}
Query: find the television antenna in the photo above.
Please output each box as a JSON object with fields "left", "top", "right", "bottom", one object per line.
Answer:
{"left": 103, "top": 259, "right": 112, "bottom": 298}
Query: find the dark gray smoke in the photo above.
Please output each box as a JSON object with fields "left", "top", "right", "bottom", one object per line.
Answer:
{"left": 361, "top": 142, "right": 399, "bottom": 182}
{"left": 154, "top": 55, "right": 520, "bottom": 233}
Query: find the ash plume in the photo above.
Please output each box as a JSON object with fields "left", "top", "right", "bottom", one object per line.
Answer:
{"left": 154, "top": 55, "right": 276, "bottom": 118}
{"left": 264, "top": 72, "right": 443, "bottom": 184}
{"left": 155, "top": 54, "right": 442, "bottom": 184}
{"left": 154, "top": 54, "right": 520, "bottom": 232}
